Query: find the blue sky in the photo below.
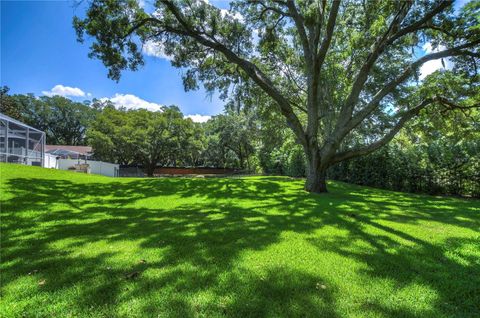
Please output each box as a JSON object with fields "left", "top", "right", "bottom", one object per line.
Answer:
{"left": 1, "top": 0, "right": 232, "bottom": 122}
{"left": 0, "top": 0, "right": 469, "bottom": 121}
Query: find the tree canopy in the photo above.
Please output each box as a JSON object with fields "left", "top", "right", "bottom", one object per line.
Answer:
{"left": 74, "top": 0, "right": 479, "bottom": 193}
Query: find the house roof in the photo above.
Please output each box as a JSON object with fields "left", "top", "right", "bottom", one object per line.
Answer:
{"left": 45, "top": 145, "right": 93, "bottom": 156}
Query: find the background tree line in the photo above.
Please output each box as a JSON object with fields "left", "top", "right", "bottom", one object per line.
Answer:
{"left": 1, "top": 86, "right": 96, "bottom": 145}
{"left": 1, "top": 86, "right": 478, "bottom": 196}
{"left": 0, "top": 87, "right": 259, "bottom": 176}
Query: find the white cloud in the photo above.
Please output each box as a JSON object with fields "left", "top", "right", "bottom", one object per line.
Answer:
{"left": 201, "top": 0, "right": 243, "bottom": 21}
{"left": 219, "top": 8, "right": 244, "bottom": 21}
{"left": 419, "top": 60, "right": 444, "bottom": 80}
{"left": 42, "top": 84, "right": 86, "bottom": 97}
{"left": 102, "top": 93, "right": 163, "bottom": 111}
{"left": 142, "top": 40, "right": 173, "bottom": 61}
{"left": 419, "top": 43, "right": 453, "bottom": 80}
{"left": 185, "top": 114, "right": 211, "bottom": 123}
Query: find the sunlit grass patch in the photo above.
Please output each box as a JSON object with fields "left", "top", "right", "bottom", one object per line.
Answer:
{"left": 1, "top": 163, "right": 479, "bottom": 317}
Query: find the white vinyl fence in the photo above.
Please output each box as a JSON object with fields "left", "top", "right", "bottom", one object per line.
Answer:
{"left": 57, "top": 159, "right": 119, "bottom": 177}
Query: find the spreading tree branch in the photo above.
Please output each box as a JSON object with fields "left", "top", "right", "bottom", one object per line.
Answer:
{"left": 332, "top": 95, "right": 480, "bottom": 164}
{"left": 386, "top": 0, "right": 454, "bottom": 45}
{"left": 340, "top": 1, "right": 413, "bottom": 119}
{"left": 331, "top": 98, "right": 433, "bottom": 164}
{"left": 251, "top": 1, "right": 290, "bottom": 20}
{"left": 311, "top": 0, "right": 341, "bottom": 137}
{"left": 345, "top": 39, "right": 480, "bottom": 134}
{"left": 315, "top": 0, "right": 341, "bottom": 71}
{"left": 159, "top": 0, "right": 307, "bottom": 145}
{"left": 285, "top": 0, "right": 312, "bottom": 66}
{"left": 337, "top": 1, "right": 455, "bottom": 130}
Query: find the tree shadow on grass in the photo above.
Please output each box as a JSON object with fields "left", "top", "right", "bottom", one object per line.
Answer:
{"left": 1, "top": 177, "right": 341, "bottom": 317}
{"left": 1, "top": 175, "right": 479, "bottom": 317}
{"left": 329, "top": 181, "right": 480, "bottom": 232}
{"left": 310, "top": 218, "right": 480, "bottom": 317}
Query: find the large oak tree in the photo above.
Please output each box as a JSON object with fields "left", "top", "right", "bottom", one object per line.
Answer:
{"left": 74, "top": 0, "right": 479, "bottom": 192}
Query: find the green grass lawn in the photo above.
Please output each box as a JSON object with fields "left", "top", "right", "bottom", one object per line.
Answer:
{"left": 1, "top": 163, "right": 479, "bottom": 318}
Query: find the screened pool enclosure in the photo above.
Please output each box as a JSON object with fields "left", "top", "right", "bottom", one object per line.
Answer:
{"left": 0, "top": 113, "right": 45, "bottom": 166}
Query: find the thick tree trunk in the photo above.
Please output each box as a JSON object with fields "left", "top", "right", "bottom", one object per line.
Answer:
{"left": 305, "top": 165, "right": 328, "bottom": 193}
{"left": 304, "top": 147, "right": 328, "bottom": 193}
{"left": 145, "top": 165, "right": 155, "bottom": 177}
{"left": 239, "top": 149, "right": 245, "bottom": 170}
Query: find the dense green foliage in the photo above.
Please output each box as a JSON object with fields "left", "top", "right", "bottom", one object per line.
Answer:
{"left": 0, "top": 86, "right": 23, "bottom": 120}
{"left": 88, "top": 105, "right": 198, "bottom": 175}
{"left": 87, "top": 105, "right": 259, "bottom": 172}
{"left": 328, "top": 140, "right": 480, "bottom": 198}
{"left": 202, "top": 109, "right": 259, "bottom": 170}
{"left": 1, "top": 164, "right": 479, "bottom": 317}
{"left": 74, "top": 0, "right": 480, "bottom": 192}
